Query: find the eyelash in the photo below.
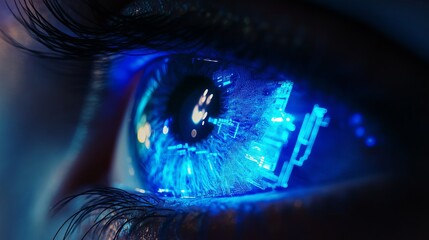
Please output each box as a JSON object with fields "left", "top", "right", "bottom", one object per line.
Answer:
{"left": 1, "top": 0, "right": 255, "bottom": 60}
{"left": 52, "top": 187, "right": 180, "bottom": 240}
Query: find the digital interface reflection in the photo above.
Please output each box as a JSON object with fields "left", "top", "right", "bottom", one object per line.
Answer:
{"left": 108, "top": 54, "right": 386, "bottom": 200}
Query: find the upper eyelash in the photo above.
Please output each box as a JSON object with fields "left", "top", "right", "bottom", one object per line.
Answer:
{"left": 2, "top": 0, "right": 184, "bottom": 58}
{"left": 0, "top": 0, "right": 238, "bottom": 59}
{"left": 1, "top": 0, "right": 287, "bottom": 64}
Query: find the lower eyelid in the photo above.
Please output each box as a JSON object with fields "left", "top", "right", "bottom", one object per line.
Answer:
{"left": 49, "top": 174, "right": 394, "bottom": 239}
{"left": 133, "top": 176, "right": 391, "bottom": 239}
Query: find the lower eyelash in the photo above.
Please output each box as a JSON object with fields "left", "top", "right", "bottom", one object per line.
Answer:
{"left": 52, "top": 187, "right": 177, "bottom": 240}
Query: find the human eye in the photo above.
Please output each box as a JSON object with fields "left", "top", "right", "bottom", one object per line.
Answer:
{"left": 113, "top": 53, "right": 333, "bottom": 197}
{"left": 2, "top": 0, "right": 427, "bottom": 239}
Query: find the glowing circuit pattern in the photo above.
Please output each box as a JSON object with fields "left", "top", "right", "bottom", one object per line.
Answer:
{"left": 131, "top": 56, "right": 330, "bottom": 198}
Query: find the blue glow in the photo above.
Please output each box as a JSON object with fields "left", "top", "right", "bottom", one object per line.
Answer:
{"left": 187, "top": 161, "right": 193, "bottom": 175}
{"left": 193, "top": 57, "right": 219, "bottom": 63}
{"left": 209, "top": 117, "right": 240, "bottom": 139}
{"left": 163, "top": 119, "right": 171, "bottom": 135}
{"left": 131, "top": 56, "right": 330, "bottom": 198}
{"left": 213, "top": 69, "right": 237, "bottom": 88}
{"left": 349, "top": 113, "right": 363, "bottom": 126}
{"left": 277, "top": 105, "right": 329, "bottom": 188}
{"left": 365, "top": 136, "right": 377, "bottom": 147}
{"left": 355, "top": 126, "right": 365, "bottom": 138}
{"left": 162, "top": 126, "right": 169, "bottom": 134}
{"left": 271, "top": 117, "right": 284, "bottom": 122}
{"left": 109, "top": 52, "right": 166, "bottom": 88}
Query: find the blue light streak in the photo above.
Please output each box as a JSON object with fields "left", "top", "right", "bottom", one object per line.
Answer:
{"left": 187, "top": 161, "right": 193, "bottom": 175}
{"left": 277, "top": 105, "right": 329, "bottom": 188}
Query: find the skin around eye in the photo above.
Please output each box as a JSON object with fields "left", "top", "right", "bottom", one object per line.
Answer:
{"left": 60, "top": 0, "right": 424, "bottom": 237}
{"left": 1, "top": 0, "right": 428, "bottom": 239}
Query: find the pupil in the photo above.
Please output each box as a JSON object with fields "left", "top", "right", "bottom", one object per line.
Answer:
{"left": 167, "top": 75, "right": 222, "bottom": 143}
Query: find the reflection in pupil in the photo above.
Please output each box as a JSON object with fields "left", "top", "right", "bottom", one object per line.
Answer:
{"left": 166, "top": 75, "right": 221, "bottom": 143}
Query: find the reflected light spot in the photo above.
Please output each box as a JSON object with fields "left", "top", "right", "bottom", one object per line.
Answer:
{"left": 191, "top": 129, "right": 197, "bottom": 138}
{"left": 137, "top": 127, "right": 147, "bottom": 143}
{"left": 163, "top": 125, "right": 169, "bottom": 135}
{"left": 192, "top": 106, "right": 206, "bottom": 124}
{"left": 137, "top": 122, "right": 152, "bottom": 149}
{"left": 193, "top": 89, "right": 213, "bottom": 124}
{"left": 135, "top": 188, "right": 146, "bottom": 194}
{"left": 145, "top": 139, "right": 151, "bottom": 149}
{"left": 199, "top": 95, "right": 207, "bottom": 106}
{"left": 206, "top": 94, "right": 214, "bottom": 105}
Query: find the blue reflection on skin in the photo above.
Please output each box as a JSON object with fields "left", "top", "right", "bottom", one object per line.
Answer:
{"left": 109, "top": 52, "right": 167, "bottom": 89}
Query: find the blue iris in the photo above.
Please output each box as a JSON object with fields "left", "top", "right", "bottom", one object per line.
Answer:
{"left": 128, "top": 55, "right": 332, "bottom": 198}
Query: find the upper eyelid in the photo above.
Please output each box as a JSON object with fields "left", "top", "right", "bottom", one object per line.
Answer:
{"left": 4, "top": 0, "right": 305, "bottom": 61}
{"left": 4, "top": 0, "right": 400, "bottom": 80}
{"left": 115, "top": 3, "right": 429, "bottom": 105}
{"left": 5, "top": 0, "right": 422, "bottom": 72}
{"left": 7, "top": 0, "right": 425, "bottom": 104}
{"left": 9, "top": 0, "right": 425, "bottom": 131}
